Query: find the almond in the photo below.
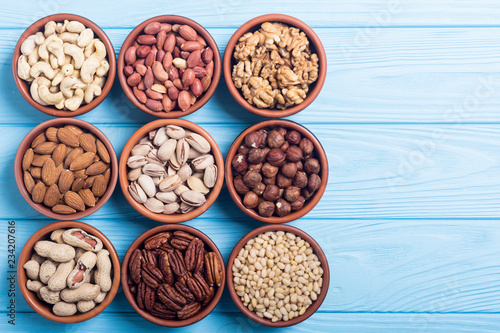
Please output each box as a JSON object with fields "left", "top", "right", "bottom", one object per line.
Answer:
{"left": 64, "top": 191, "right": 85, "bottom": 212}
{"left": 52, "top": 204, "right": 76, "bottom": 215}
{"left": 70, "top": 152, "right": 95, "bottom": 171}
{"left": 31, "top": 154, "right": 51, "bottom": 167}
{"left": 103, "top": 168, "right": 111, "bottom": 185}
{"left": 84, "top": 176, "right": 96, "bottom": 189}
{"left": 57, "top": 127, "right": 80, "bottom": 147}
{"left": 31, "top": 182, "right": 46, "bottom": 203}
{"left": 41, "top": 159, "right": 57, "bottom": 186}
{"left": 24, "top": 171, "right": 35, "bottom": 194}
{"left": 43, "top": 184, "right": 60, "bottom": 207}
{"left": 92, "top": 174, "right": 107, "bottom": 197}
{"left": 64, "top": 125, "right": 83, "bottom": 136}
{"left": 34, "top": 142, "right": 58, "bottom": 155}
{"left": 22, "top": 148, "right": 34, "bottom": 171}
{"left": 78, "top": 189, "right": 96, "bottom": 207}
{"left": 30, "top": 167, "right": 42, "bottom": 179}
{"left": 31, "top": 132, "right": 46, "bottom": 148}
{"left": 51, "top": 143, "right": 67, "bottom": 167}
{"left": 45, "top": 127, "right": 60, "bottom": 143}
{"left": 96, "top": 140, "right": 110, "bottom": 164}
{"left": 64, "top": 147, "right": 83, "bottom": 169}
{"left": 86, "top": 161, "right": 107, "bottom": 176}
{"left": 58, "top": 170, "right": 74, "bottom": 193}
{"left": 79, "top": 133, "right": 96, "bottom": 153}
{"left": 71, "top": 178, "right": 85, "bottom": 192}
{"left": 73, "top": 168, "right": 88, "bottom": 180}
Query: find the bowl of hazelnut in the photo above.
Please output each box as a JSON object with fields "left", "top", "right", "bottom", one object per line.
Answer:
{"left": 225, "top": 119, "right": 328, "bottom": 223}
{"left": 223, "top": 14, "right": 327, "bottom": 118}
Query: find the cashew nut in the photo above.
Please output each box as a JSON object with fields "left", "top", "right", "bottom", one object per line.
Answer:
{"left": 47, "top": 41, "right": 65, "bottom": 66}
{"left": 27, "top": 45, "right": 39, "bottom": 66}
{"left": 17, "top": 55, "right": 31, "bottom": 81}
{"left": 67, "top": 20, "right": 85, "bottom": 33}
{"left": 34, "top": 32, "right": 45, "bottom": 45}
{"left": 30, "top": 77, "right": 50, "bottom": 105}
{"left": 52, "top": 64, "right": 74, "bottom": 86}
{"left": 49, "top": 85, "right": 60, "bottom": 94}
{"left": 60, "top": 76, "right": 86, "bottom": 98}
{"left": 63, "top": 43, "right": 84, "bottom": 69}
{"left": 49, "top": 54, "right": 58, "bottom": 69}
{"left": 84, "top": 39, "right": 106, "bottom": 60}
{"left": 38, "top": 85, "right": 64, "bottom": 105}
{"left": 55, "top": 20, "right": 69, "bottom": 34}
{"left": 84, "top": 83, "right": 101, "bottom": 104}
{"left": 21, "top": 35, "right": 37, "bottom": 55}
{"left": 30, "top": 61, "right": 55, "bottom": 79}
{"left": 55, "top": 99, "right": 65, "bottom": 110}
{"left": 59, "top": 32, "right": 79, "bottom": 44}
{"left": 96, "top": 60, "right": 109, "bottom": 77}
{"left": 77, "top": 28, "right": 94, "bottom": 48}
{"left": 80, "top": 57, "right": 100, "bottom": 83}
{"left": 39, "top": 35, "right": 63, "bottom": 60}
{"left": 44, "top": 21, "right": 56, "bottom": 37}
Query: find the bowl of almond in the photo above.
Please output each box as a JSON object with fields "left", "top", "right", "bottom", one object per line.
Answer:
{"left": 14, "top": 118, "right": 118, "bottom": 220}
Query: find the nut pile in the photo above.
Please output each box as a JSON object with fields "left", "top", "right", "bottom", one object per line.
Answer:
{"left": 17, "top": 20, "right": 110, "bottom": 111}
{"left": 23, "top": 228, "right": 112, "bottom": 316}
{"left": 231, "top": 126, "right": 321, "bottom": 218}
{"left": 127, "top": 230, "right": 223, "bottom": 320}
{"left": 22, "top": 125, "right": 112, "bottom": 215}
{"left": 232, "top": 22, "right": 319, "bottom": 110}
{"left": 123, "top": 21, "right": 214, "bottom": 112}
{"left": 232, "top": 231, "right": 323, "bottom": 322}
{"left": 126, "top": 125, "right": 217, "bottom": 215}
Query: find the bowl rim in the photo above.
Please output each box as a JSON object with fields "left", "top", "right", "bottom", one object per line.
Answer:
{"left": 121, "top": 223, "right": 226, "bottom": 327}
{"left": 14, "top": 118, "right": 118, "bottom": 220}
{"left": 17, "top": 220, "right": 121, "bottom": 324}
{"left": 118, "top": 119, "right": 224, "bottom": 223}
{"left": 226, "top": 224, "right": 330, "bottom": 327}
{"left": 117, "top": 14, "right": 221, "bottom": 119}
{"left": 222, "top": 13, "right": 327, "bottom": 118}
{"left": 224, "top": 119, "right": 328, "bottom": 223}
{"left": 12, "top": 13, "right": 116, "bottom": 117}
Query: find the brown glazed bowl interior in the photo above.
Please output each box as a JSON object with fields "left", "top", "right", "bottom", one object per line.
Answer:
{"left": 223, "top": 14, "right": 326, "bottom": 118}
{"left": 119, "top": 119, "right": 224, "bottom": 223}
{"left": 117, "top": 15, "right": 221, "bottom": 118}
{"left": 226, "top": 224, "right": 329, "bottom": 327}
{"left": 225, "top": 119, "right": 328, "bottom": 223}
{"left": 14, "top": 118, "right": 118, "bottom": 220}
{"left": 17, "top": 220, "right": 121, "bottom": 324}
{"left": 12, "top": 13, "right": 116, "bottom": 117}
{"left": 121, "top": 224, "right": 225, "bottom": 327}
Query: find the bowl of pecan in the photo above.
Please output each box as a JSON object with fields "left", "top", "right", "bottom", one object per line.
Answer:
{"left": 223, "top": 14, "right": 326, "bottom": 118}
{"left": 118, "top": 15, "right": 221, "bottom": 118}
{"left": 121, "top": 224, "right": 225, "bottom": 327}
{"left": 18, "top": 220, "right": 121, "bottom": 323}
{"left": 225, "top": 119, "right": 328, "bottom": 223}
{"left": 13, "top": 14, "right": 116, "bottom": 117}
{"left": 14, "top": 118, "right": 118, "bottom": 220}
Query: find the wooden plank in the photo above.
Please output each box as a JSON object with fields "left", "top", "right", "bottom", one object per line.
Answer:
{"left": 2, "top": 28, "right": 500, "bottom": 124}
{"left": 4, "top": 124, "right": 500, "bottom": 219}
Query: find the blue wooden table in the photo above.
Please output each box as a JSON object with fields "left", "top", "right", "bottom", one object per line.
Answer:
{"left": 1, "top": 1, "right": 500, "bottom": 332}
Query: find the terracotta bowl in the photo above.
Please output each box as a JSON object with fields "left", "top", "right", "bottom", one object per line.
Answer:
{"left": 121, "top": 224, "right": 225, "bottom": 327}
{"left": 223, "top": 14, "right": 327, "bottom": 118}
{"left": 17, "top": 220, "right": 121, "bottom": 323}
{"left": 117, "top": 15, "right": 221, "bottom": 118}
{"left": 227, "top": 224, "right": 329, "bottom": 327}
{"left": 119, "top": 119, "right": 224, "bottom": 223}
{"left": 225, "top": 119, "right": 328, "bottom": 223}
{"left": 12, "top": 14, "right": 116, "bottom": 117}
{"left": 14, "top": 118, "right": 118, "bottom": 220}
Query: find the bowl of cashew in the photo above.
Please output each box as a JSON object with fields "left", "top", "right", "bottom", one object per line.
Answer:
{"left": 13, "top": 14, "right": 116, "bottom": 117}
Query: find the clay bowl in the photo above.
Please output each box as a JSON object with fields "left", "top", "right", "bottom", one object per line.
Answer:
{"left": 121, "top": 224, "right": 225, "bottom": 327}
{"left": 12, "top": 13, "right": 116, "bottom": 117}
{"left": 119, "top": 119, "right": 224, "bottom": 223}
{"left": 18, "top": 220, "right": 121, "bottom": 323}
{"left": 223, "top": 14, "right": 327, "bottom": 118}
{"left": 227, "top": 224, "right": 329, "bottom": 327}
{"left": 225, "top": 119, "right": 328, "bottom": 223}
{"left": 117, "top": 15, "right": 221, "bottom": 118}
{"left": 14, "top": 118, "right": 118, "bottom": 220}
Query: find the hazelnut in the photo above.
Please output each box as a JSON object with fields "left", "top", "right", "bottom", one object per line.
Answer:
{"left": 296, "top": 160, "right": 303, "bottom": 171}
{"left": 263, "top": 185, "right": 280, "bottom": 201}
{"left": 267, "top": 130, "right": 285, "bottom": 149}
{"left": 281, "top": 162, "right": 298, "bottom": 178}
{"left": 233, "top": 175, "right": 249, "bottom": 195}
{"left": 275, "top": 127, "right": 287, "bottom": 137}
{"left": 284, "top": 186, "right": 301, "bottom": 203}
{"left": 308, "top": 174, "right": 321, "bottom": 192}
{"left": 231, "top": 153, "right": 248, "bottom": 174}
{"left": 262, "top": 163, "right": 279, "bottom": 178}
{"left": 267, "top": 148, "right": 286, "bottom": 167}
{"left": 253, "top": 182, "right": 266, "bottom": 196}
{"left": 275, "top": 198, "right": 291, "bottom": 217}
{"left": 256, "top": 129, "right": 268, "bottom": 148}
{"left": 285, "top": 130, "right": 301, "bottom": 145}
{"left": 285, "top": 145, "right": 303, "bottom": 162}
{"left": 302, "top": 188, "right": 314, "bottom": 200}
{"left": 258, "top": 201, "right": 275, "bottom": 217}
{"left": 243, "top": 170, "right": 262, "bottom": 188}
{"left": 276, "top": 173, "right": 292, "bottom": 188}
{"left": 248, "top": 148, "right": 268, "bottom": 164}
{"left": 263, "top": 176, "right": 276, "bottom": 186}
{"left": 248, "top": 163, "right": 263, "bottom": 173}
{"left": 293, "top": 171, "right": 308, "bottom": 188}
{"left": 280, "top": 141, "right": 290, "bottom": 152}
{"left": 304, "top": 158, "right": 320, "bottom": 175}
{"left": 290, "top": 196, "right": 305, "bottom": 211}
{"left": 245, "top": 131, "right": 262, "bottom": 148}
{"left": 243, "top": 191, "right": 259, "bottom": 209}
{"left": 238, "top": 144, "right": 250, "bottom": 155}
{"left": 299, "top": 138, "right": 314, "bottom": 157}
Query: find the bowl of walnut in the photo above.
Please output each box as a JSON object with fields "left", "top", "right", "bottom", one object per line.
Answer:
{"left": 223, "top": 14, "right": 326, "bottom": 118}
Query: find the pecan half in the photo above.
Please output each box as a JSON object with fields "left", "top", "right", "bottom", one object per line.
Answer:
{"left": 168, "top": 249, "right": 188, "bottom": 282}
{"left": 187, "top": 276, "right": 206, "bottom": 302}
{"left": 157, "top": 284, "right": 187, "bottom": 311}
{"left": 142, "top": 249, "right": 158, "bottom": 266}
{"left": 151, "top": 302, "right": 176, "bottom": 319}
{"left": 171, "top": 231, "right": 195, "bottom": 250}
{"left": 185, "top": 238, "right": 204, "bottom": 272}
{"left": 177, "top": 302, "right": 201, "bottom": 320}
{"left": 174, "top": 281, "right": 195, "bottom": 303}
{"left": 129, "top": 249, "right": 142, "bottom": 284}
{"left": 202, "top": 286, "right": 215, "bottom": 307}
{"left": 158, "top": 251, "right": 174, "bottom": 285}
{"left": 144, "top": 285, "right": 155, "bottom": 311}
{"left": 144, "top": 232, "right": 172, "bottom": 249}
{"left": 137, "top": 282, "right": 146, "bottom": 310}
{"left": 142, "top": 261, "right": 163, "bottom": 288}
{"left": 204, "top": 252, "right": 223, "bottom": 287}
